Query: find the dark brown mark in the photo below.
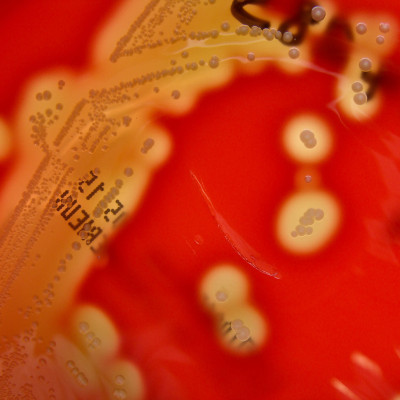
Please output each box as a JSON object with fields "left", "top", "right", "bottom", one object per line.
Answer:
{"left": 312, "top": 16, "right": 353, "bottom": 72}
{"left": 231, "top": 0, "right": 271, "bottom": 29}
{"left": 277, "top": 1, "right": 317, "bottom": 45}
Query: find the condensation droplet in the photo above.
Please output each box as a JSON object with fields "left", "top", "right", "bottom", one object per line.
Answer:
{"left": 171, "top": 89, "right": 180, "bottom": 99}
{"left": 77, "top": 372, "right": 88, "bottom": 386}
{"left": 311, "top": 6, "right": 326, "bottom": 22}
{"left": 124, "top": 167, "right": 133, "bottom": 177}
{"left": 113, "top": 388, "right": 127, "bottom": 400}
{"left": 263, "top": 28, "right": 274, "bottom": 41}
{"left": 355, "top": 22, "right": 367, "bottom": 35}
{"left": 359, "top": 57, "right": 372, "bottom": 72}
{"left": 282, "top": 31, "right": 293, "bottom": 43}
{"left": 296, "top": 225, "right": 307, "bottom": 236}
{"left": 141, "top": 138, "right": 155, "bottom": 154}
{"left": 210, "top": 29, "right": 219, "bottom": 38}
{"left": 236, "top": 25, "right": 249, "bottom": 35}
{"left": 221, "top": 22, "right": 230, "bottom": 31}
{"left": 288, "top": 47, "right": 300, "bottom": 59}
{"left": 208, "top": 55, "right": 219, "bottom": 69}
{"left": 83, "top": 223, "right": 91, "bottom": 231}
{"left": 353, "top": 92, "right": 367, "bottom": 105}
{"left": 250, "top": 26, "right": 262, "bottom": 36}
{"left": 300, "top": 130, "right": 317, "bottom": 149}
{"left": 114, "top": 374, "right": 126, "bottom": 386}
{"left": 231, "top": 319, "right": 243, "bottom": 331}
{"left": 78, "top": 321, "right": 90, "bottom": 334}
{"left": 247, "top": 52, "right": 255, "bottom": 61}
{"left": 39, "top": 358, "right": 47, "bottom": 366}
{"left": 379, "top": 22, "right": 390, "bottom": 33}
{"left": 66, "top": 360, "right": 75, "bottom": 370}
{"left": 43, "top": 91, "right": 52, "bottom": 100}
{"left": 351, "top": 81, "right": 363, "bottom": 92}
{"left": 215, "top": 290, "right": 228, "bottom": 302}
{"left": 93, "top": 207, "right": 103, "bottom": 218}
{"left": 236, "top": 326, "right": 251, "bottom": 342}
{"left": 314, "top": 209, "right": 324, "bottom": 220}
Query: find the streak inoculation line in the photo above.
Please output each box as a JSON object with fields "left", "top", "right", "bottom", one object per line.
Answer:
{"left": 190, "top": 171, "right": 281, "bottom": 279}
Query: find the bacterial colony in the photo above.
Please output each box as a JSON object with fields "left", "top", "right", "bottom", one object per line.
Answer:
{"left": 0, "top": 0, "right": 397, "bottom": 398}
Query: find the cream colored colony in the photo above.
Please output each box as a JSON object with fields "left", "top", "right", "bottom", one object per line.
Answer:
{"left": 0, "top": 0, "right": 397, "bottom": 397}
{"left": 200, "top": 264, "right": 268, "bottom": 354}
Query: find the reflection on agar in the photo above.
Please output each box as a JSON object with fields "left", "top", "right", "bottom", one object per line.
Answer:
{"left": 191, "top": 171, "right": 280, "bottom": 278}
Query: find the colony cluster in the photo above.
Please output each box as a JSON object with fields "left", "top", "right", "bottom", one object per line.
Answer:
{"left": 352, "top": 21, "right": 391, "bottom": 105}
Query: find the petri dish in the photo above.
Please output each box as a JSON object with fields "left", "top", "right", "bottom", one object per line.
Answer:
{"left": 0, "top": 0, "right": 399, "bottom": 399}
